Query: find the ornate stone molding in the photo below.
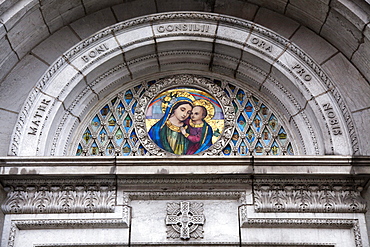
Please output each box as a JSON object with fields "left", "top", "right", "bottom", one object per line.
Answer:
{"left": 7, "top": 214, "right": 130, "bottom": 247}
{"left": 166, "top": 201, "right": 205, "bottom": 240}
{"left": 1, "top": 180, "right": 116, "bottom": 214}
{"left": 239, "top": 212, "right": 362, "bottom": 247}
{"left": 253, "top": 179, "right": 366, "bottom": 213}
{"left": 11, "top": 12, "right": 357, "bottom": 156}
{"left": 127, "top": 191, "right": 245, "bottom": 200}
{"left": 134, "top": 74, "right": 235, "bottom": 156}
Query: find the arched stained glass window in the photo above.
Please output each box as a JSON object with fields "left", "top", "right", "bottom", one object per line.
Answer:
{"left": 75, "top": 75, "right": 294, "bottom": 156}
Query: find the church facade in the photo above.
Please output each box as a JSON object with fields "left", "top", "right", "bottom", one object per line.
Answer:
{"left": 0, "top": 0, "right": 369, "bottom": 246}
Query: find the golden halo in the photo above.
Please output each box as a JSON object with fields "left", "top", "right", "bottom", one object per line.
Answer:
{"left": 192, "top": 99, "right": 215, "bottom": 122}
{"left": 161, "top": 90, "right": 196, "bottom": 113}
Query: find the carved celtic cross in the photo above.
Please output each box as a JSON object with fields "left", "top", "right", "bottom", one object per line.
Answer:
{"left": 166, "top": 201, "right": 205, "bottom": 240}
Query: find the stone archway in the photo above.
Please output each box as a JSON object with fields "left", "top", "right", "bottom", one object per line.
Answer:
{"left": 10, "top": 12, "right": 357, "bottom": 156}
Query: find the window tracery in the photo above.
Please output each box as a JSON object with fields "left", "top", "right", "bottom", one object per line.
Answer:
{"left": 75, "top": 75, "right": 294, "bottom": 156}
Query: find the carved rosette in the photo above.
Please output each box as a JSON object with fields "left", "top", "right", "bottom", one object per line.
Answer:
{"left": 166, "top": 201, "right": 205, "bottom": 240}
{"left": 134, "top": 74, "right": 235, "bottom": 156}
{"left": 254, "top": 180, "right": 367, "bottom": 213}
{"left": 1, "top": 181, "right": 116, "bottom": 214}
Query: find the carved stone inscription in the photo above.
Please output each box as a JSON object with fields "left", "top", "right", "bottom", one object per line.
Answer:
{"left": 292, "top": 63, "right": 312, "bottom": 81}
{"left": 81, "top": 43, "right": 109, "bottom": 63}
{"left": 323, "top": 103, "right": 342, "bottom": 135}
{"left": 249, "top": 37, "right": 273, "bottom": 52}
{"left": 28, "top": 99, "right": 51, "bottom": 135}
{"left": 157, "top": 24, "right": 209, "bottom": 33}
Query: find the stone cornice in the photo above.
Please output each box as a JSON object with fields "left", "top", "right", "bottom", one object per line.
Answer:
{"left": 0, "top": 156, "right": 369, "bottom": 177}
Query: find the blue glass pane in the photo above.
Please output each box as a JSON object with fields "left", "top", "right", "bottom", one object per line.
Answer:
{"left": 138, "top": 145, "right": 146, "bottom": 155}
{"left": 231, "top": 130, "right": 239, "bottom": 145}
{"left": 287, "top": 143, "right": 294, "bottom": 155}
{"left": 107, "top": 115, "right": 116, "bottom": 132}
{"left": 232, "top": 101, "right": 238, "bottom": 113}
{"left": 105, "top": 141, "right": 115, "bottom": 156}
{"left": 254, "top": 141, "right": 264, "bottom": 155}
{"left": 236, "top": 89, "right": 245, "bottom": 105}
{"left": 271, "top": 141, "right": 280, "bottom": 155}
{"left": 130, "top": 130, "right": 138, "bottom": 144}
{"left": 100, "top": 105, "right": 110, "bottom": 118}
{"left": 131, "top": 102, "right": 137, "bottom": 114}
{"left": 134, "top": 84, "right": 142, "bottom": 92}
{"left": 237, "top": 114, "right": 246, "bottom": 131}
{"left": 116, "top": 102, "right": 125, "bottom": 118}
{"left": 228, "top": 83, "right": 236, "bottom": 92}
{"left": 122, "top": 143, "right": 131, "bottom": 156}
{"left": 246, "top": 128, "right": 255, "bottom": 143}
{"left": 90, "top": 141, "right": 99, "bottom": 156}
{"left": 123, "top": 115, "right": 132, "bottom": 132}
{"left": 222, "top": 144, "right": 232, "bottom": 156}
{"left": 278, "top": 127, "right": 287, "bottom": 145}
{"left": 260, "top": 104, "right": 268, "bottom": 118}
{"left": 76, "top": 144, "right": 83, "bottom": 156}
{"left": 238, "top": 141, "right": 248, "bottom": 156}
{"left": 98, "top": 128, "right": 108, "bottom": 144}
{"left": 269, "top": 114, "right": 278, "bottom": 131}
{"left": 82, "top": 128, "right": 92, "bottom": 145}
{"left": 262, "top": 128, "right": 271, "bottom": 145}
{"left": 115, "top": 128, "right": 124, "bottom": 146}
{"left": 111, "top": 97, "right": 117, "bottom": 106}
{"left": 244, "top": 101, "right": 254, "bottom": 118}
{"left": 253, "top": 115, "right": 262, "bottom": 132}
{"left": 91, "top": 115, "right": 100, "bottom": 132}
{"left": 124, "top": 90, "right": 133, "bottom": 105}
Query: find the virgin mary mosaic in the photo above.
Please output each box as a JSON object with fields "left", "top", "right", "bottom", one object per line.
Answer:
{"left": 146, "top": 87, "right": 224, "bottom": 155}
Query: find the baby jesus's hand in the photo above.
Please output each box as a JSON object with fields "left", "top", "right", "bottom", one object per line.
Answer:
{"left": 180, "top": 127, "right": 187, "bottom": 136}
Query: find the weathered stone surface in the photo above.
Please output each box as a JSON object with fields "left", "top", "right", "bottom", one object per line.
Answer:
{"left": 290, "top": 26, "right": 338, "bottom": 65}
{"left": 254, "top": 7, "right": 300, "bottom": 39}
{"left": 82, "top": 0, "right": 122, "bottom": 14}
{"left": 32, "top": 26, "right": 80, "bottom": 65}
{"left": 286, "top": 0, "right": 329, "bottom": 33}
{"left": 0, "top": 55, "right": 48, "bottom": 112}
{"left": 331, "top": 0, "right": 370, "bottom": 30}
{"left": 112, "top": 0, "right": 157, "bottom": 22}
{"left": 352, "top": 108, "right": 370, "bottom": 155}
{"left": 0, "top": 109, "right": 17, "bottom": 156}
{"left": 40, "top": 0, "right": 85, "bottom": 33}
{"left": 156, "top": 0, "right": 206, "bottom": 12}
{"left": 1, "top": 0, "right": 39, "bottom": 30}
{"left": 214, "top": 0, "right": 258, "bottom": 21}
{"left": 321, "top": 8, "right": 363, "bottom": 58}
{"left": 6, "top": 7, "right": 49, "bottom": 58}
{"left": 70, "top": 8, "right": 116, "bottom": 40}
{"left": 248, "top": 0, "right": 288, "bottom": 14}
{"left": 322, "top": 53, "right": 370, "bottom": 112}
{"left": 352, "top": 27, "right": 370, "bottom": 82}
{"left": 0, "top": 35, "right": 19, "bottom": 82}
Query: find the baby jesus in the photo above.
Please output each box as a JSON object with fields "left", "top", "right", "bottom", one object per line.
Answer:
{"left": 180, "top": 105, "right": 213, "bottom": 154}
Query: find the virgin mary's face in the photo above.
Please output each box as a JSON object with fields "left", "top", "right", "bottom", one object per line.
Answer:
{"left": 173, "top": 103, "right": 192, "bottom": 121}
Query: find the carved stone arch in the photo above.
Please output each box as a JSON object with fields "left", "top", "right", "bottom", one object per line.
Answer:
{"left": 10, "top": 12, "right": 356, "bottom": 156}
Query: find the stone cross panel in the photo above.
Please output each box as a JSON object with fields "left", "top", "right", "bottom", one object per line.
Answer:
{"left": 166, "top": 201, "right": 205, "bottom": 240}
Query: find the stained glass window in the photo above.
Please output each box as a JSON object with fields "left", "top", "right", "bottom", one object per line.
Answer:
{"left": 75, "top": 77, "right": 294, "bottom": 156}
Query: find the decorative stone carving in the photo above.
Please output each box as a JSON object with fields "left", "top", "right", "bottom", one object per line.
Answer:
{"left": 239, "top": 210, "right": 362, "bottom": 247}
{"left": 1, "top": 180, "right": 116, "bottom": 214}
{"left": 7, "top": 217, "right": 129, "bottom": 247}
{"left": 253, "top": 179, "right": 367, "bottom": 213}
{"left": 166, "top": 201, "right": 205, "bottom": 240}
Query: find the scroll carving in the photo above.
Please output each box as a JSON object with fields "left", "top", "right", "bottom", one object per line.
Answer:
{"left": 1, "top": 182, "right": 116, "bottom": 214}
{"left": 254, "top": 180, "right": 366, "bottom": 213}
